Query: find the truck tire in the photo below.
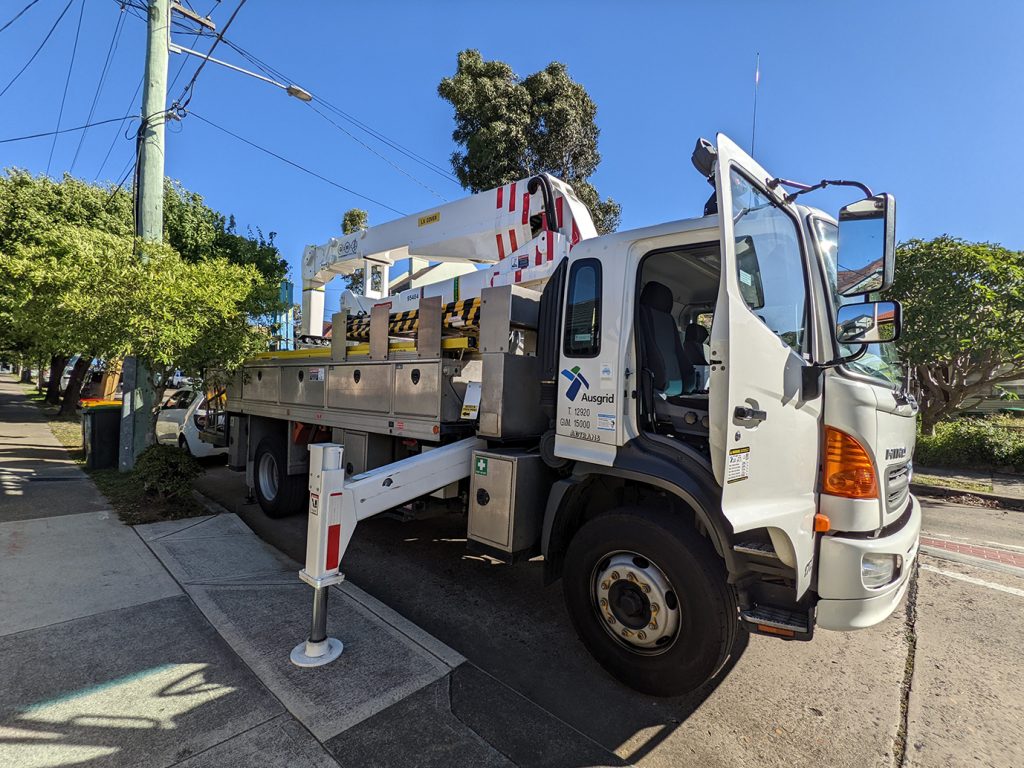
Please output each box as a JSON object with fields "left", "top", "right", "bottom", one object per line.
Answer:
{"left": 562, "top": 506, "right": 738, "bottom": 696}
{"left": 253, "top": 436, "right": 307, "bottom": 519}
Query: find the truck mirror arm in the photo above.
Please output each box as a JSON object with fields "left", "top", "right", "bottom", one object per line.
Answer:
{"left": 767, "top": 177, "right": 874, "bottom": 205}
{"left": 801, "top": 345, "right": 868, "bottom": 400}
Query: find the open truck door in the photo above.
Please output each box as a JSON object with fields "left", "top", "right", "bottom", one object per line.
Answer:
{"left": 708, "top": 134, "right": 822, "bottom": 596}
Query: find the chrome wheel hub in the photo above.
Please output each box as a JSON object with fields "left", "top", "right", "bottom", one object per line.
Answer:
{"left": 258, "top": 453, "right": 279, "bottom": 500}
{"left": 593, "top": 551, "right": 680, "bottom": 653}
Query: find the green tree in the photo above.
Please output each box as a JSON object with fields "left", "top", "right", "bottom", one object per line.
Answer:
{"left": 0, "top": 169, "right": 287, "bottom": 413}
{"left": 341, "top": 208, "right": 369, "bottom": 294}
{"left": 889, "top": 236, "right": 1024, "bottom": 434}
{"left": 438, "top": 50, "right": 621, "bottom": 234}
{"left": 163, "top": 180, "right": 288, "bottom": 318}
{"left": 1, "top": 224, "right": 267, "bottom": 433}
{"left": 342, "top": 208, "right": 368, "bottom": 235}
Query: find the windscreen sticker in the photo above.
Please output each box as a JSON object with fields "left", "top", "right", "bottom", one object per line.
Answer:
{"left": 726, "top": 447, "right": 750, "bottom": 483}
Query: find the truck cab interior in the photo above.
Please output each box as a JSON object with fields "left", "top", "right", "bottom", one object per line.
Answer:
{"left": 636, "top": 241, "right": 721, "bottom": 456}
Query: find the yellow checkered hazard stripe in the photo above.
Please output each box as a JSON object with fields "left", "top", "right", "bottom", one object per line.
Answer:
{"left": 345, "top": 298, "right": 481, "bottom": 341}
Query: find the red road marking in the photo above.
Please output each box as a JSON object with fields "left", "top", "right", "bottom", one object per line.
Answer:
{"left": 920, "top": 536, "right": 1024, "bottom": 569}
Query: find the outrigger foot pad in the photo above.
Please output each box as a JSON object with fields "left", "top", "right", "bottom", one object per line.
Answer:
{"left": 290, "top": 637, "right": 344, "bottom": 667}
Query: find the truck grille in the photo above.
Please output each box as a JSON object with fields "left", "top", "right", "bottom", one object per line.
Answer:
{"left": 886, "top": 461, "right": 912, "bottom": 513}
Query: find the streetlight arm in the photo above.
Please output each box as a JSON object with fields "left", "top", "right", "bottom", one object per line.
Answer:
{"left": 169, "top": 42, "right": 312, "bottom": 101}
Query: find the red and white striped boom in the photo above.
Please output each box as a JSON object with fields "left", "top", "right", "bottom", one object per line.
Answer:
{"left": 300, "top": 173, "right": 597, "bottom": 336}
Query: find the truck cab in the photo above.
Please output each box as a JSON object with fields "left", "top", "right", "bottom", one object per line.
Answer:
{"left": 543, "top": 135, "right": 919, "bottom": 692}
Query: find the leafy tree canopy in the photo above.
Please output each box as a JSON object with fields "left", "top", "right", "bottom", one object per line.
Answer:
{"left": 438, "top": 50, "right": 621, "bottom": 234}
{"left": 0, "top": 170, "right": 286, "bottom": 440}
{"left": 341, "top": 208, "right": 369, "bottom": 294}
{"left": 342, "top": 208, "right": 368, "bottom": 235}
{"left": 890, "top": 235, "right": 1024, "bottom": 432}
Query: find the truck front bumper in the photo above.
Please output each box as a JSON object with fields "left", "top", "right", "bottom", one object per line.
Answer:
{"left": 816, "top": 494, "right": 921, "bottom": 631}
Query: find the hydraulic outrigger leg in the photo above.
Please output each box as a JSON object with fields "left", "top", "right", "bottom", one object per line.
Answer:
{"left": 290, "top": 438, "right": 483, "bottom": 667}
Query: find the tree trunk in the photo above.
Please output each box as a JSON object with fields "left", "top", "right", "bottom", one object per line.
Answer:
{"left": 19, "top": 365, "right": 32, "bottom": 383}
{"left": 45, "top": 355, "right": 67, "bottom": 405}
{"left": 919, "top": 413, "right": 938, "bottom": 436}
{"left": 58, "top": 356, "right": 92, "bottom": 418}
{"left": 37, "top": 357, "right": 45, "bottom": 394}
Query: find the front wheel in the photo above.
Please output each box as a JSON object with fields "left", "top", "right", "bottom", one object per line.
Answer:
{"left": 562, "top": 506, "right": 738, "bottom": 696}
{"left": 253, "top": 436, "right": 307, "bottom": 518}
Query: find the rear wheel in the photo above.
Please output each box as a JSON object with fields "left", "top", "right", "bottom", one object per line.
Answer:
{"left": 253, "top": 436, "right": 307, "bottom": 518}
{"left": 562, "top": 506, "right": 738, "bottom": 696}
{"left": 178, "top": 434, "right": 192, "bottom": 456}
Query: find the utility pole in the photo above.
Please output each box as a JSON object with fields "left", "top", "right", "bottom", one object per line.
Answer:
{"left": 119, "top": 0, "right": 169, "bottom": 471}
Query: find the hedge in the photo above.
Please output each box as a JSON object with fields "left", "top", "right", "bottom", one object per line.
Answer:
{"left": 915, "top": 418, "right": 1024, "bottom": 471}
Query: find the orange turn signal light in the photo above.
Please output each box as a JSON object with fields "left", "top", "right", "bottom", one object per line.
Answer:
{"left": 822, "top": 427, "right": 879, "bottom": 499}
{"left": 814, "top": 513, "right": 831, "bottom": 533}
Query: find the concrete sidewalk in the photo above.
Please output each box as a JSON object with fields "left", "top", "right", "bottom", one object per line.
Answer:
{"left": 0, "top": 376, "right": 107, "bottom": 521}
{"left": 0, "top": 375, "right": 614, "bottom": 767}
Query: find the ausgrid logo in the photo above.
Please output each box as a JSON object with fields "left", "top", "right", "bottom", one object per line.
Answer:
{"left": 561, "top": 366, "right": 590, "bottom": 401}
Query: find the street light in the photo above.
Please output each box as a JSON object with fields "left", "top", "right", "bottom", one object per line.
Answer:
{"left": 169, "top": 43, "right": 313, "bottom": 101}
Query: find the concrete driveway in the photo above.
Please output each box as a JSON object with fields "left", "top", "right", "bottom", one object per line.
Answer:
{"left": 196, "top": 467, "right": 1024, "bottom": 767}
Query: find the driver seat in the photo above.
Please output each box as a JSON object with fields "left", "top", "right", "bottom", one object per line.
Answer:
{"left": 638, "top": 281, "right": 693, "bottom": 397}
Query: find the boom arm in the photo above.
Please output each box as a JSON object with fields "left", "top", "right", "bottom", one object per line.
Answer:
{"left": 300, "top": 173, "right": 597, "bottom": 336}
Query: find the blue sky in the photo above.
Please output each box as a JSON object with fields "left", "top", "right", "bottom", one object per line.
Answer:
{"left": 3, "top": 1, "right": 1022, "bottom": 313}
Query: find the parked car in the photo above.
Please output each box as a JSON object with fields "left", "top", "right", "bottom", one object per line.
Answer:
{"left": 155, "top": 389, "right": 227, "bottom": 458}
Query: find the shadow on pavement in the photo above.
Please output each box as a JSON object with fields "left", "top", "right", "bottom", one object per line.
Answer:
{"left": 194, "top": 464, "right": 751, "bottom": 763}
{"left": 0, "top": 596, "right": 281, "bottom": 768}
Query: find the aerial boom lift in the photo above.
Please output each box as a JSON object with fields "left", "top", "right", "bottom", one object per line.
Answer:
{"left": 299, "top": 173, "right": 597, "bottom": 337}
{"left": 217, "top": 135, "right": 921, "bottom": 697}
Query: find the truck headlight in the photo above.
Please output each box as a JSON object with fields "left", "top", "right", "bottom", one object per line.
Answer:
{"left": 862, "top": 553, "right": 901, "bottom": 588}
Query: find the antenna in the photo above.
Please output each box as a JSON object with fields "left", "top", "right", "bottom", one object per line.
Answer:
{"left": 751, "top": 52, "right": 760, "bottom": 157}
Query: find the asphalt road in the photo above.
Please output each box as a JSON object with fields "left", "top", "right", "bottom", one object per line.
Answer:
{"left": 195, "top": 466, "right": 1024, "bottom": 767}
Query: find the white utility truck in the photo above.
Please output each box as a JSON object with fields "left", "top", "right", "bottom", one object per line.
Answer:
{"left": 211, "top": 134, "right": 920, "bottom": 695}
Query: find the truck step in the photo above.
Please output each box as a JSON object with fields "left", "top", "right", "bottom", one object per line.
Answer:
{"left": 740, "top": 605, "right": 813, "bottom": 640}
{"left": 733, "top": 540, "right": 780, "bottom": 559}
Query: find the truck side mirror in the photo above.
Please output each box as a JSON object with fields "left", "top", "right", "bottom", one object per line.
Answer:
{"left": 835, "top": 301, "right": 901, "bottom": 344}
{"left": 837, "top": 193, "right": 896, "bottom": 297}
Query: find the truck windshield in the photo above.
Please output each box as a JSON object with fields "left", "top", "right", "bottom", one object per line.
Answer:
{"left": 813, "top": 218, "right": 903, "bottom": 387}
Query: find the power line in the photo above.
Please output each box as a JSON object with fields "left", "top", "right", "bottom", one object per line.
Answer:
{"left": 0, "top": 116, "right": 137, "bottom": 145}
{"left": 306, "top": 101, "right": 448, "bottom": 202}
{"left": 46, "top": 0, "right": 86, "bottom": 176}
{"left": 96, "top": 1, "right": 210, "bottom": 181}
{"left": 189, "top": 110, "right": 405, "bottom": 216}
{"left": 218, "top": 36, "right": 459, "bottom": 184}
{"left": 0, "top": 0, "right": 42, "bottom": 35}
{"left": 174, "top": 0, "right": 247, "bottom": 109}
{"left": 95, "top": 77, "right": 142, "bottom": 180}
{"left": 106, "top": 153, "right": 136, "bottom": 206}
{"left": 71, "top": 6, "right": 127, "bottom": 173}
{"left": 143, "top": 13, "right": 457, "bottom": 198}
{"left": 0, "top": 0, "right": 74, "bottom": 100}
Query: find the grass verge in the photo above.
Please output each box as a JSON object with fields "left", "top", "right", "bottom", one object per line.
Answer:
{"left": 22, "top": 384, "right": 206, "bottom": 525}
{"left": 913, "top": 472, "right": 992, "bottom": 494}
